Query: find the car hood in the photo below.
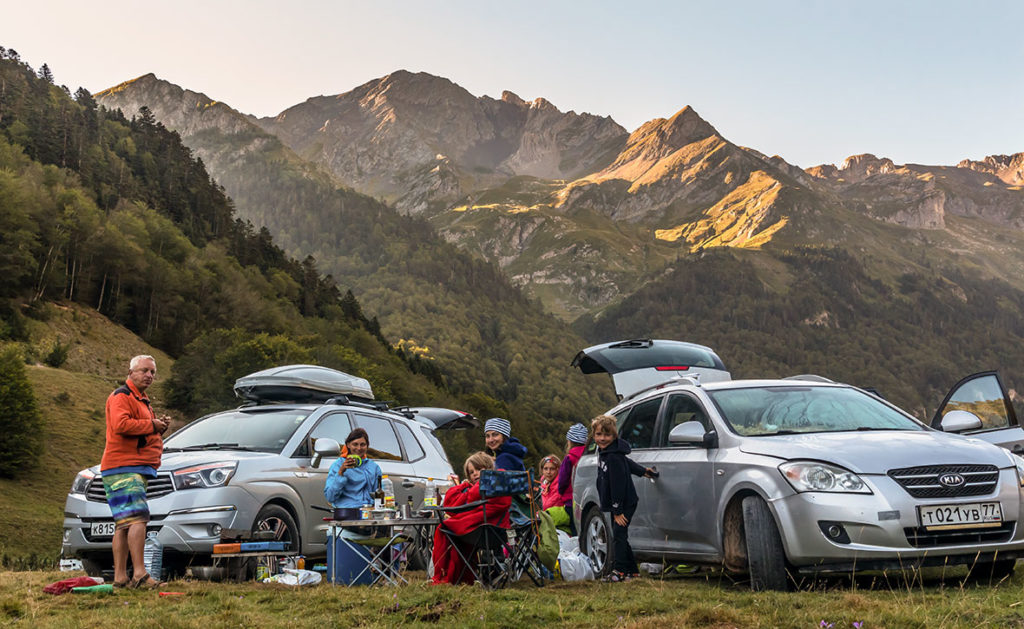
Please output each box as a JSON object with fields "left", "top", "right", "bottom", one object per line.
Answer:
{"left": 737, "top": 430, "right": 1011, "bottom": 473}
{"left": 156, "top": 450, "right": 277, "bottom": 471}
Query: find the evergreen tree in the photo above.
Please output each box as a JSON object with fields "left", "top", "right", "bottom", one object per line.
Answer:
{"left": 0, "top": 345, "right": 44, "bottom": 478}
{"left": 37, "top": 63, "right": 53, "bottom": 84}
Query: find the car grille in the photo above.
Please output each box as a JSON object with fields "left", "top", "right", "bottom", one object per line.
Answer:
{"left": 904, "top": 522, "right": 1015, "bottom": 548}
{"left": 86, "top": 473, "right": 175, "bottom": 502}
{"left": 887, "top": 464, "right": 999, "bottom": 498}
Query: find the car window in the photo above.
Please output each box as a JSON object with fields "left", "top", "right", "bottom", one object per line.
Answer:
{"left": 420, "top": 425, "right": 448, "bottom": 462}
{"left": 355, "top": 414, "right": 404, "bottom": 461}
{"left": 294, "top": 412, "right": 352, "bottom": 457}
{"left": 660, "top": 394, "right": 711, "bottom": 447}
{"left": 940, "top": 374, "right": 1013, "bottom": 432}
{"left": 395, "top": 421, "right": 426, "bottom": 462}
{"left": 708, "top": 386, "right": 925, "bottom": 436}
{"left": 165, "top": 408, "right": 311, "bottom": 453}
{"left": 617, "top": 396, "right": 662, "bottom": 449}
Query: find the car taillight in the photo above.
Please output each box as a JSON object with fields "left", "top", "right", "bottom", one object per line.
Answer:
{"left": 655, "top": 365, "right": 690, "bottom": 371}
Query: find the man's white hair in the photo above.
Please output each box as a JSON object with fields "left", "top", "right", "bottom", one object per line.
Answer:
{"left": 129, "top": 355, "right": 156, "bottom": 371}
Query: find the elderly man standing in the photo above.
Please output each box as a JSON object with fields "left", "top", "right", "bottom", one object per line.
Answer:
{"left": 101, "top": 355, "right": 168, "bottom": 589}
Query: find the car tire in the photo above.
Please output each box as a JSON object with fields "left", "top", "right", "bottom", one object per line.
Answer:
{"left": 80, "top": 556, "right": 105, "bottom": 578}
{"left": 742, "top": 496, "right": 789, "bottom": 591}
{"left": 580, "top": 506, "right": 613, "bottom": 577}
{"left": 252, "top": 504, "right": 300, "bottom": 552}
{"left": 968, "top": 558, "right": 1016, "bottom": 584}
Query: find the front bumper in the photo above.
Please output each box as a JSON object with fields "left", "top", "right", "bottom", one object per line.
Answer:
{"left": 62, "top": 485, "right": 261, "bottom": 559}
{"left": 772, "top": 470, "right": 1024, "bottom": 571}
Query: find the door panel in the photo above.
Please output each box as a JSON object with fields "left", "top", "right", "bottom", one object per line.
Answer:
{"left": 645, "top": 394, "right": 718, "bottom": 556}
{"left": 295, "top": 412, "right": 352, "bottom": 555}
{"left": 615, "top": 396, "right": 664, "bottom": 547}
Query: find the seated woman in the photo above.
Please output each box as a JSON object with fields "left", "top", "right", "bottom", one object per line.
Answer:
{"left": 323, "top": 428, "right": 382, "bottom": 520}
{"left": 430, "top": 451, "right": 511, "bottom": 585}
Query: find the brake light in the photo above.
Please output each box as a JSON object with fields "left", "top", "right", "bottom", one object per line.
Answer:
{"left": 655, "top": 365, "right": 690, "bottom": 371}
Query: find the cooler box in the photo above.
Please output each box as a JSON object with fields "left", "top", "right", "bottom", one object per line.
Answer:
{"left": 326, "top": 534, "right": 375, "bottom": 585}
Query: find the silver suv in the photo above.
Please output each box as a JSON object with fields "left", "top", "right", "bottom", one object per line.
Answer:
{"left": 62, "top": 365, "right": 466, "bottom": 576}
{"left": 572, "top": 341, "right": 1024, "bottom": 590}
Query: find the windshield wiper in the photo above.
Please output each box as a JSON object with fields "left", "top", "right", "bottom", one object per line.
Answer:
{"left": 165, "top": 443, "right": 256, "bottom": 452}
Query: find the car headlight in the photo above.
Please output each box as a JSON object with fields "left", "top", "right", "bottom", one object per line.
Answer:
{"left": 172, "top": 462, "right": 237, "bottom": 490}
{"left": 70, "top": 468, "right": 96, "bottom": 494}
{"left": 779, "top": 461, "right": 872, "bottom": 494}
{"left": 1012, "top": 455, "right": 1024, "bottom": 488}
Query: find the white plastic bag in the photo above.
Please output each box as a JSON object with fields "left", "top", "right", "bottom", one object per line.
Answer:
{"left": 557, "top": 531, "right": 579, "bottom": 553}
{"left": 264, "top": 568, "right": 322, "bottom": 586}
{"left": 557, "top": 549, "right": 595, "bottom": 581}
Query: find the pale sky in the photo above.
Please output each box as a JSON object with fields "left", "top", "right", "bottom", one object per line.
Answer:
{"left": 6, "top": 0, "right": 1023, "bottom": 168}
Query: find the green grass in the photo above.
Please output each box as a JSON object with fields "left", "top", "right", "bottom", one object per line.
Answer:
{"left": 6, "top": 568, "right": 1024, "bottom": 628}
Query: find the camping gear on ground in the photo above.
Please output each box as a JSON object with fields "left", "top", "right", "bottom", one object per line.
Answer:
{"left": 557, "top": 549, "right": 595, "bottom": 581}
{"left": 72, "top": 584, "right": 113, "bottom": 594}
{"left": 44, "top": 576, "right": 104, "bottom": 595}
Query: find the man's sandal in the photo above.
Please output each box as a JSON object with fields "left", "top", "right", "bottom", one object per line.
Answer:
{"left": 129, "top": 573, "right": 165, "bottom": 589}
{"left": 112, "top": 580, "right": 129, "bottom": 588}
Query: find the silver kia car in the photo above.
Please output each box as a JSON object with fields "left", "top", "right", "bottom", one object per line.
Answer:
{"left": 62, "top": 365, "right": 466, "bottom": 576}
{"left": 572, "top": 340, "right": 1024, "bottom": 590}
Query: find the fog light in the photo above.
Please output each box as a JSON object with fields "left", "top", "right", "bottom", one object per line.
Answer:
{"left": 62, "top": 529, "right": 71, "bottom": 543}
{"left": 817, "top": 520, "right": 851, "bottom": 544}
{"left": 209, "top": 524, "right": 222, "bottom": 537}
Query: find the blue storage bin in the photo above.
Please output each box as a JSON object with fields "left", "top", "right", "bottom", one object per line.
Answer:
{"left": 326, "top": 533, "right": 375, "bottom": 585}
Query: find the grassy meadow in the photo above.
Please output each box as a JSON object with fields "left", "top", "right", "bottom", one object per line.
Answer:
{"left": 4, "top": 567, "right": 1024, "bottom": 628}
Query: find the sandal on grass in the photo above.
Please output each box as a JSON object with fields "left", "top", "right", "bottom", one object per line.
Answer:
{"left": 112, "top": 580, "right": 129, "bottom": 588}
{"left": 129, "top": 573, "right": 165, "bottom": 589}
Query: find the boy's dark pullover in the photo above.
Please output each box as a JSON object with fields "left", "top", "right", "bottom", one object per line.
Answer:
{"left": 596, "top": 438, "right": 647, "bottom": 516}
{"left": 494, "top": 437, "right": 528, "bottom": 471}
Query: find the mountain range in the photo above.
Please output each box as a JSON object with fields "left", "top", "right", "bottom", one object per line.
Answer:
{"left": 95, "top": 69, "right": 1024, "bottom": 417}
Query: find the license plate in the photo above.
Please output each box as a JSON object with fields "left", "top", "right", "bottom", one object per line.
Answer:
{"left": 90, "top": 522, "right": 116, "bottom": 537}
{"left": 917, "top": 502, "right": 1002, "bottom": 530}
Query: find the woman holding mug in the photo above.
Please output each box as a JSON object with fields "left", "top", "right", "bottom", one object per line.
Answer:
{"left": 324, "top": 428, "right": 382, "bottom": 520}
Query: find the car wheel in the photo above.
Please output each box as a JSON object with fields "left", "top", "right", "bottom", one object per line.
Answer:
{"left": 80, "top": 556, "right": 105, "bottom": 578}
{"left": 742, "top": 496, "right": 789, "bottom": 591}
{"left": 968, "top": 558, "right": 1016, "bottom": 583}
{"left": 252, "top": 504, "right": 300, "bottom": 552}
{"left": 580, "top": 507, "right": 612, "bottom": 577}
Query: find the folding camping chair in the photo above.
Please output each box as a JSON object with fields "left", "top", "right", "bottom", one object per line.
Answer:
{"left": 434, "top": 469, "right": 546, "bottom": 589}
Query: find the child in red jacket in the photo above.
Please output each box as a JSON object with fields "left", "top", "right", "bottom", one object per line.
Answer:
{"left": 430, "top": 452, "right": 511, "bottom": 584}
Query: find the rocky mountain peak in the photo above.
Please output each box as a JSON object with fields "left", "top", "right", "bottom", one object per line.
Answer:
{"left": 957, "top": 153, "right": 1024, "bottom": 186}
{"left": 838, "top": 154, "right": 897, "bottom": 183}
{"left": 501, "top": 90, "right": 527, "bottom": 107}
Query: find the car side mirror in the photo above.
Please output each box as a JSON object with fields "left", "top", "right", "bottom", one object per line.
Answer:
{"left": 939, "top": 410, "right": 984, "bottom": 433}
{"left": 311, "top": 437, "right": 341, "bottom": 468}
{"left": 668, "top": 421, "right": 717, "bottom": 448}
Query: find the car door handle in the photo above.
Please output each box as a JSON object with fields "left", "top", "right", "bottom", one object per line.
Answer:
{"left": 402, "top": 480, "right": 416, "bottom": 488}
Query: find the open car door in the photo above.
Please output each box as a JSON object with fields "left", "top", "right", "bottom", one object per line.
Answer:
{"left": 932, "top": 371, "right": 1024, "bottom": 455}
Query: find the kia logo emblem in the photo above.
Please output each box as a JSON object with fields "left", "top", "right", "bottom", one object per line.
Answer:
{"left": 938, "top": 473, "right": 966, "bottom": 488}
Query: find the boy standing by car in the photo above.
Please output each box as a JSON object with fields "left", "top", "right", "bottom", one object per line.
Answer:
{"left": 591, "top": 414, "right": 655, "bottom": 582}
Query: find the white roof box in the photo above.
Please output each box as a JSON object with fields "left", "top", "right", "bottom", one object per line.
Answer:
{"left": 234, "top": 364, "right": 374, "bottom": 403}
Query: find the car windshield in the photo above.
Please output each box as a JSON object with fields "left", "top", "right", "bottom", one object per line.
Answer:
{"left": 707, "top": 385, "right": 924, "bottom": 436}
{"left": 164, "top": 408, "right": 311, "bottom": 453}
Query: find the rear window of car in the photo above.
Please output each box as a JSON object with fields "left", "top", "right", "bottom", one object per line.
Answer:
{"left": 707, "top": 386, "right": 925, "bottom": 437}
{"left": 591, "top": 344, "right": 724, "bottom": 372}
{"left": 165, "top": 408, "right": 311, "bottom": 453}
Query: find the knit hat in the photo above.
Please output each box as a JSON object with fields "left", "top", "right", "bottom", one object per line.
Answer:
{"left": 566, "top": 423, "right": 588, "bottom": 445}
{"left": 484, "top": 417, "right": 512, "bottom": 438}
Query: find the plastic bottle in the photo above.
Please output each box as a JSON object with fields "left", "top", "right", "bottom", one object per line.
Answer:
{"left": 424, "top": 478, "right": 438, "bottom": 507}
{"left": 143, "top": 531, "right": 163, "bottom": 582}
{"left": 296, "top": 555, "right": 305, "bottom": 570}
{"left": 381, "top": 475, "right": 395, "bottom": 509}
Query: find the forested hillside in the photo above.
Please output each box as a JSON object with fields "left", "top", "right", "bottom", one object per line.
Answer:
{"left": 576, "top": 246, "right": 1024, "bottom": 418}
{"left": 0, "top": 50, "right": 461, "bottom": 433}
